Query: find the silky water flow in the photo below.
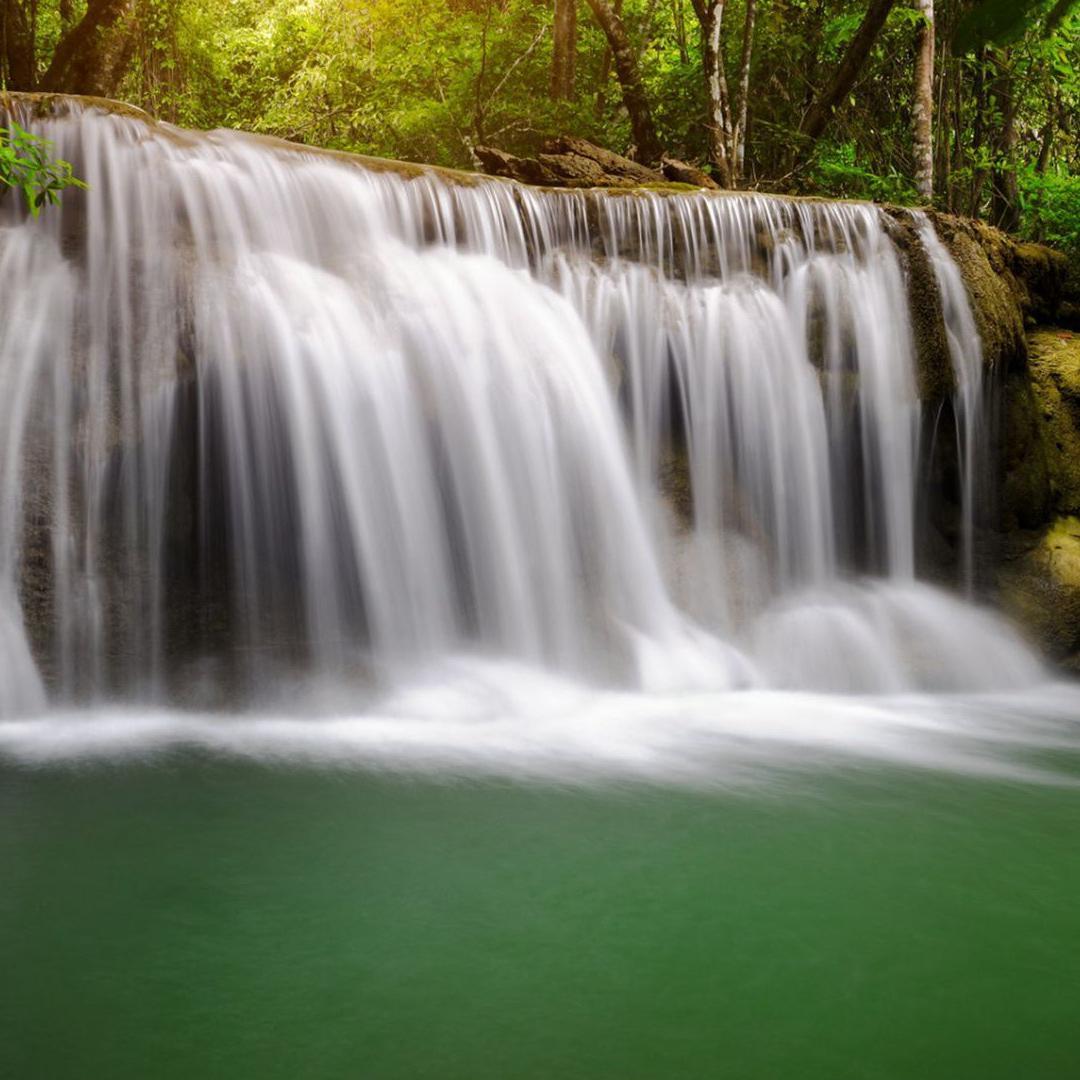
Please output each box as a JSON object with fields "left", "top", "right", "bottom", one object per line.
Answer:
{"left": 0, "top": 102, "right": 1075, "bottom": 783}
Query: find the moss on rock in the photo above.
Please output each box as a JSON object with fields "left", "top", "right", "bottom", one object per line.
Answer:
{"left": 0, "top": 91, "right": 153, "bottom": 122}
{"left": 928, "top": 214, "right": 1028, "bottom": 373}
{"left": 999, "top": 516, "right": 1080, "bottom": 669}
{"left": 1011, "top": 242, "right": 1069, "bottom": 324}
{"left": 1026, "top": 328, "right": 1080, "bottom": 517}
{"left": 1000, "top": 371, "right": 1053, "bottom": 531}
{"left": 883, "top": 212, "right": 954, "bottom": 401}
{"left": 996, "top": 330, "right": 1080, "bottom": 666}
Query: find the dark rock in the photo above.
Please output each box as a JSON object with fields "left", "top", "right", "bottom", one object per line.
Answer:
{"left": 477, "top": 137, "right": 663, "bottom": 188}
{"left": 473, "top": 146, "right": 560, "bottom": 186}
{"left": 1010, "top": 242, "right": 1068, "bottom": 324}
{"left": 1000, "top": 370, "right": 1053, "bottom": 531}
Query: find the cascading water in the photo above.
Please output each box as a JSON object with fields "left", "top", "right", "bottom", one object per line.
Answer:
{"left": 0, "top": 100, "right": 1052, "bottom": 731}
{"left": 916, "top": 212, "right": 986, "bottom": 593}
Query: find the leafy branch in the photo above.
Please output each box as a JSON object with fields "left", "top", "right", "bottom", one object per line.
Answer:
{"left": 0, "top": 122, "right": 87, "bottom": 219}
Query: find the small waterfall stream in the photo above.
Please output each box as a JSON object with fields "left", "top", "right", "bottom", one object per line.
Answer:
{"left": 0, "top": 102, "right": 1047, "bottom": 718}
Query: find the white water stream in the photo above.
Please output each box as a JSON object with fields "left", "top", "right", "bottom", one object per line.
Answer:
{"left": 0, "top": 102, "right": 1075, "bottom": 779}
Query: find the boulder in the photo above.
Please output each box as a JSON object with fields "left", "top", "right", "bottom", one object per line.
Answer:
{"left": 472, "top": 146, "right": 561, "bottom": 187}
{"left": 999, "top": 516, "right": 1080, "bottom": 670}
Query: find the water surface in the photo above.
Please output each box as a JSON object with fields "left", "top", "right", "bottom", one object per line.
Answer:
{"left": 4, "top": 696, "right": 1080, "bottom": 1079}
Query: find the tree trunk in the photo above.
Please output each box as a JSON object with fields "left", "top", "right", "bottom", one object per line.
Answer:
{"left": 733, "top": 0, "right": 757, "bottom": 182}
{"left": 672, "top": 0, "right": 690, "bottom": 65}
{"left": 989, "top": 48, "right": 1019, "bottom": 232}
{"left": 551, "top": 0, "right": 577, "bottom": 100}
{"left": 947, "top": 55, "right": 963, "bottom": 210}
{"left": 1036, "top": 93, "right": 1058, "bottom": 175}
{"left": 583, "top": 0, "right": 663, "bottom": 162}
{"left": 695, "top": 0, "right": 733, "bottom": 186}
{"left": 913, "top": 0, "right": 934, "bottom": 201}
{"left": 799, "top": 0, "right": 897, "bottom": 145}
{"left": 1, "top": 0, "right": 37, "bottom": 89}
{"left": 40, "top": 0, "right": 131, "bottom": 93}
{"left": 969, "top": 47, "right": 988, "bottom": 217}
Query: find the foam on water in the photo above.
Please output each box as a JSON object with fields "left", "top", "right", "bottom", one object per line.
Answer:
{"left": 3, "top": 668, "right": 1080, "bottom": 788}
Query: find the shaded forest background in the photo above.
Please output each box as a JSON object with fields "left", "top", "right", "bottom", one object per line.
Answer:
{"left": 3, "top": 0, "right": 1080, "bottom": 258}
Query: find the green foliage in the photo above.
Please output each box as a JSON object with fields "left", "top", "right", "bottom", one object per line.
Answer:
{"left": 954, "top": 0, "right": 1080, "bottom": 54}
{"left": 0, "top": 122, "right": 86, "bottom": 217}
{"left": 7, "top": 0, "right": 1080, "bottom": 229}
{"left": 809, "top": 143, "right": 918, "bottom": 204}
{"left": 1019, "top": 166, "right": 1080, "bottom": 272}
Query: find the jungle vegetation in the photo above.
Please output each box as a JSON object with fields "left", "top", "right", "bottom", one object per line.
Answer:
{"left": 1, "top": 0, "right": 1079, "bottom": 255}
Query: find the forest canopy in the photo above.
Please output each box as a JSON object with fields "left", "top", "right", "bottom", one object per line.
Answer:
{"left": 2, "top": 0, "right": 1080, "bottom": 253}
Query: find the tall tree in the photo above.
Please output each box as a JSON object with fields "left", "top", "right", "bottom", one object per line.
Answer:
{"left": 41, "top": 0, "right": 132, "bottom": 94}
{"left": 1, "top": 0, "right": 39, "bottom": 87}
{"left": 799, "top": 0, "right": 897, "bottom": 145}
{"left": 583, "top": 0, "right": 663, "bottom": 161}
{"left": 988, "top": 47, "right": 1019, "bottom": 231}
{"left": 695, "top": 0, "right": 733, "bottom": 185}
{"left": 1, "top": 0, "right": 132, "bottom": 92}
{"left": 688, "top": 0, "right": 758, "bottom": 186}
{"left": 551, "top": 0, "right": 576, "bottom": 100}
{"left": 913, "top": 0, "right": 934, "bottom": 200}
{"left": 733, "top": 0, "right": 757, "bottom": 180}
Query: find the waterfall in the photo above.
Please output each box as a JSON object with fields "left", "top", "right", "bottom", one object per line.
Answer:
{"left": 0, "top": 101, "right": 1044, "bottom": 715}
{"left": 916, "top": 212, "right": 986, "bottom": 593}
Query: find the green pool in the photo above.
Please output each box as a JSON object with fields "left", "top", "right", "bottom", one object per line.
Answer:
{"left": 3, "top": 752, "right": 1080, "bottom": 1079}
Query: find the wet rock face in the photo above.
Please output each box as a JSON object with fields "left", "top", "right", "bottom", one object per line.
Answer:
{"left": 1026, "top": 329, "right": 1080, "bottom": 517}
{"left": 930, "top": 214, "right": 1029, "bottom": 373}
{"left": 882, "top": 212, "right": 953, "bottom": 402}
{"left": 995, "top": 331, "right": 1080, "bottom": 668}
{"left": 1000, "top": 370, "right": 1053, "bottom": 532}
{"left": 999, "top": 517, "right": 1080, "bottom": 671}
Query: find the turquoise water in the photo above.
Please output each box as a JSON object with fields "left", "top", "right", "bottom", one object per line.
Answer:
{"left": 4, "top": 753, "right": 1080, "bottom": 1079}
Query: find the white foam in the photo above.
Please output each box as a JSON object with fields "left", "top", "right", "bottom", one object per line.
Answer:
{"left": 3, "top": 659, "right": 1078, "bottom": 789}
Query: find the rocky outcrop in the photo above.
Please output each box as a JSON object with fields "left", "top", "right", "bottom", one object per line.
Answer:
{"left": 928, "top": 214, "right": 1067, "bottom": 373}
{"left": 475, "top": 137, "right": 717, "bottom": 189}
{"left": 996, "top": 330, "right": 1080, "bottom": 667}
{"left": 1026, "top": 329, "right": 1080, "bottom": 516}
{"left": 883, "top": 213, "right": 954, "bottom": 401}
{"left": 475, "top": 137, "right": 663, "bottom": 187}
{"left": 999, "top": 517, "right": 1080, "bottom": 671}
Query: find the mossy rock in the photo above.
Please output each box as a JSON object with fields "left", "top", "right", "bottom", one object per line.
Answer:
{"left": 0, "top": 91, "right": 153, "bottom": 122}
{"left": 882, "top": 211, "right": 953, "bottom": 401}
{"left": 1000, "top": 371, "right": 1053, "bottom": 531}
{"left": 657, "top": 446, "right": 693, "bottom": 528}
{"left": 928, "top": 214, "right": 1027, "bottom": 373}
{"left": 1026, "top": 328, "right": 1080, "bottom": 517}
{"left": 1011, "top": 242, "right": 1068, "bottom": 324}
{"left": 999, "top": 516, "right": 1080, "bottom": 668}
